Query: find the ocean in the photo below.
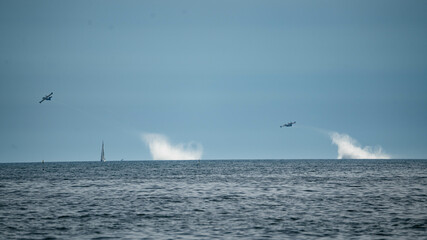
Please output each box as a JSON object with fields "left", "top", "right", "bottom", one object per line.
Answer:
{"left": 0, "top": 160, "right": 426, "bottom": 239}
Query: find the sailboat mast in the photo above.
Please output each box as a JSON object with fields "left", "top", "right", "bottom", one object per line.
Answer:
{"left": 101, "top": 141, "right": 105, "bottom": 162}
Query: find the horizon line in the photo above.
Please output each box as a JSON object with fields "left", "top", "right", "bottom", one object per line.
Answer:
{"left": 1, "top": 158, "right": 426, "bottom": 164}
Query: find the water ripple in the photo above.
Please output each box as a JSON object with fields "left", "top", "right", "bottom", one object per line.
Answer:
{"left": 0, "top": 160, "right": 426, "bottom": 239}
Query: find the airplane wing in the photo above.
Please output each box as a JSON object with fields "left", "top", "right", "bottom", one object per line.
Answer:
{"left": 47, "top": 92, "right": 53, "bottom": 97}
{"left": 39, "top": 99, "right": 45, "bottom": 103}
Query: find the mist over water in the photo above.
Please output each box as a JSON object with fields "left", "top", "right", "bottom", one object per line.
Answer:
{"left": 1, "top": 160, "right": 426, "bottom": 239}
{"left": 143, "top": 133, "right": 203, "bottom": 160}
{"left": 330, "top": 132, "right": 391, "bottom": 159}
{"left": 297, "top": 125, "right": 391, "bottom": 159}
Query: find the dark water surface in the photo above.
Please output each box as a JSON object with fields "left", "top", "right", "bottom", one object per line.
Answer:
{"left": 1, "top": 160, "right": 426, "bottom": 239}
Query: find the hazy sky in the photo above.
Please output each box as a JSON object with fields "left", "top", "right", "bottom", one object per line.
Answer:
{"left": 1, "top": 0, "right": 427, "bottom": 162}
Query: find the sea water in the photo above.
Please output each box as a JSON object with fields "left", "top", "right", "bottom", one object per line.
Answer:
{"left": 0, "top": 160, "right": 426, "bottom": 239}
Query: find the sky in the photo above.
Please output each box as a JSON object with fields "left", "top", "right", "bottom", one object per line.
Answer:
{"left": 1, "top": 0, "right": 427, "bottom": 162}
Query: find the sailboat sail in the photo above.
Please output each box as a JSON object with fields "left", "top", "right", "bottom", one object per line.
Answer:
{"left": 101, "top": 141, "right": 105, "bottom": 162}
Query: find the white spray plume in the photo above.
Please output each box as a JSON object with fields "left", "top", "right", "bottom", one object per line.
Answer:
{"left": 142, "top": 133, "right": 203, "bottom": 160}
{"left": 330, "top": 132, "right": 390, "bottom": 159}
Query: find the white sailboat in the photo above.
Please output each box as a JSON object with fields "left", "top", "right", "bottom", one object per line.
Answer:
{"left": 100, "top": 141, "right": 105, "bottom": 162}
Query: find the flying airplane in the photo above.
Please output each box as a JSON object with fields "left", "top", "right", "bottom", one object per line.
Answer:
{"left": 39, "top": 92, "right": 53, "bottom": 103}
{"left": 280, "top": 121, "right": 296, "bottom": 128}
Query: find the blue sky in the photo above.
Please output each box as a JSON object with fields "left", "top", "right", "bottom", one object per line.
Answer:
{"left": 1, "top": 0, "right": 426, "bottom": 162}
